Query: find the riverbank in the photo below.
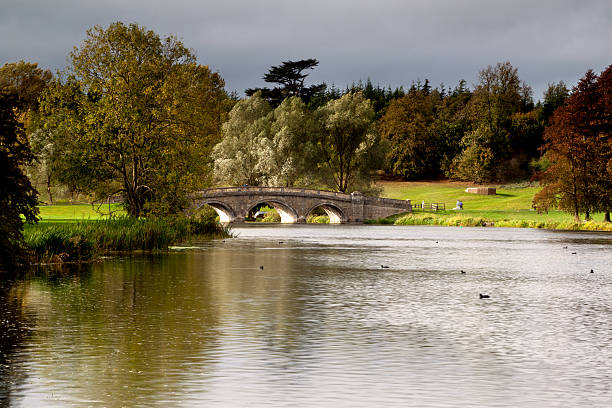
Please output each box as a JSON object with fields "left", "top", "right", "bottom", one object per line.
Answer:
{"left": 33, "top": 182, "right": 612, "bottom": 233}
{"left": 24, "top": 216, "right": 231, "bottom": 264}
{"left": 367, "top": 211, "right": 612, "bottom": 231}
{"left": 373, "top": 180, "right": 612, "bottom": 231}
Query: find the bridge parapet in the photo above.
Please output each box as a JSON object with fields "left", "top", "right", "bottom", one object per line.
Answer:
{"left": 363, "top": 196, "right": 413, "bottom": 208}
{"left": 199, "top": 186, "right": 353, "bottom": 201}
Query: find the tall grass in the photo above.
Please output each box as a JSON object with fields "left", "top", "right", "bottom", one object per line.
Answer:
{"left": 24, "top": 216, "right": 231, "bottom": 264}
{"left": 390, "top": 212, "right": 612, "bottom": 231}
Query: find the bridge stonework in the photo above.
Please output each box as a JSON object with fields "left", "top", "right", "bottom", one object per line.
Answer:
{"left": 189, "top": 187, "right": 412, "bottom": 224}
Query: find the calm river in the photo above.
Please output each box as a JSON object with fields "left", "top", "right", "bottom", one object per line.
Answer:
{"left": 1, "top": 225, "right": 611, "bottom": 407}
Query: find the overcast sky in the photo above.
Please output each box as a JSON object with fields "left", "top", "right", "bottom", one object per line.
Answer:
{"left": 1, "top": 0, "right": 611, "bottom": 100}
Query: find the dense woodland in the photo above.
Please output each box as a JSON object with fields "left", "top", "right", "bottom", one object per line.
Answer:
{"left": 2, "top": 22, "right": 612, "bottom": 262}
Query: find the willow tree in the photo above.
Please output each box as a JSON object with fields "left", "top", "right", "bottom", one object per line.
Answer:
{"left": 213, "top": 92, "right": 273, "bottom": 186}
{"left": 260, "top": 96, "right": 319, "bottom": 186}
{"left": 40, "top": 22, "right": 230, "bottom": 216}
{"left": 315, "top": 92, "right": 382, "bottom": 194}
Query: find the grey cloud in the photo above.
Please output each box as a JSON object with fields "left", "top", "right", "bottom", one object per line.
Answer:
{"left": 1, "top": 0, "right": 610, "bottom": 99}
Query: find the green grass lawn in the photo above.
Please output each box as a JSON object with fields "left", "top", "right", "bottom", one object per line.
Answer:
{"left": 37, "top": 203, "right": 125, "bottom": 222}
{"left": 380, "top": 180, "right": 539, "bottom": 210}
{"left": 378, "top": 180, "right": 611, "bottom": 228}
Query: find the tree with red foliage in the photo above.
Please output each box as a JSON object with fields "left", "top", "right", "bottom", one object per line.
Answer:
{"left": 596, "top": 65, "right": 612, "bottom": 222}
{"left": 534, "top": 67, "right": 612, "bottom": 222}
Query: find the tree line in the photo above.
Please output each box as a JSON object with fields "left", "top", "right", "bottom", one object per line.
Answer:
{"left": 240, "top": 58, "right": 571, "bottom": 186}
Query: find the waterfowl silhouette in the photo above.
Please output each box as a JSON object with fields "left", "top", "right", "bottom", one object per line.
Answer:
{"left": 381, "top": 265, "right": 389, "bottom": 269}
{"left": 479, "top": 294, "right": 490, "bottom": 299}
{"left": 259, "top": 265, "right": 264, "bottom": 270}
{"left": 590, "top": 269, "right": 594, "bottom": 273}
{"left": 461, "top": 270, "right": 466, "bottom": 274}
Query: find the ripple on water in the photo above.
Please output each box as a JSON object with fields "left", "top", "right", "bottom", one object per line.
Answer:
{"left": 1, "top": 225, "right": 611, "bottom": 407}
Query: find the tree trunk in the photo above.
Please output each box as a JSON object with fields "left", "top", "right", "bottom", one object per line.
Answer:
{"left": 124, "top": 184, "right": 141, "bottom": 218}
{"left": 605, "top": 211, "right": 611, "bottom": 223}
{"left": 46, "top": 174, "right": 53, "bottom": 205}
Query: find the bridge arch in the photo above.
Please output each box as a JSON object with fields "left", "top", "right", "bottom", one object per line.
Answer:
{"left": 246, "top": 199, "right": 299, "bottom": 224}
{"left": 305, "top": 202, "right": 347, "bottom": 224}
{"left": 190, "top": 186, "right": 412, "bottom": 223}
{"left": 195, "top": 200, "right": 236, "bottom": 223}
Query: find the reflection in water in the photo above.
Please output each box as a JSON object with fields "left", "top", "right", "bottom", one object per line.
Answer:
{"left": 0, "top": 281, "right": 33, "bottom": 407}
{"left": 1, "top": 225, "right": 611, "bottom": 407}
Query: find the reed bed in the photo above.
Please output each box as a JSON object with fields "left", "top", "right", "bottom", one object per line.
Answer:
{"left": 390, "top": 213, "right": 612, "bottom": 231}
{"left": 25, "top": 216, "right": 231, "bottom": 264}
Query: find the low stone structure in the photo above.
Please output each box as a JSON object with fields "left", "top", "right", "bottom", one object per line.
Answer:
{"left": 189, "top": 187, "right": 412, "bottom": 224}
{"left": 465, "top": 187, "right": 496, "bottom": 195}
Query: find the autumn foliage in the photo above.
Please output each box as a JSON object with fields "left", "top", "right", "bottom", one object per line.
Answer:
{"left": 534, "top": 66, "right": 612, "bottom": 221}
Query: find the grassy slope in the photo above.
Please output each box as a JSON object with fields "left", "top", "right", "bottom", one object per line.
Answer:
{"left": 378, "top": 180, "right": 611, "bottom": 227}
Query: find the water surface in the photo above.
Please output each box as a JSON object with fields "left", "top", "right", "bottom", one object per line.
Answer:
{"left": 1, "top": 225, "right": 611, "bottom": 407}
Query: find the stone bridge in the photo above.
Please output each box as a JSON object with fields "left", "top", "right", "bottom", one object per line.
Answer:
{"left": 189, "top": 187, "right": 412, "bottom": 224}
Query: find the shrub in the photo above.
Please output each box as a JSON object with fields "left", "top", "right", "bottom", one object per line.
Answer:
{"left": 261, "top": 209, "right": 281, "bottom": 222}
{"left": 307, "top": 215, "right": 329, "bottom": 224}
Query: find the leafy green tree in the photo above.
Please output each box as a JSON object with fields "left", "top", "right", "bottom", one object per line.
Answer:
{"left": 246, "top": 59, "right": 326, "bottom": 107}
{"left": 510, "top": 109, "right": 544, "bottom": 163}
{"left": 213, "top": 94, "right": 319, "bottom": 187}
{"left": 259, "top": 97, "right": 319, "bottom": 186}
{"left": 470, "top": 61, "right": 526, "bottom": 155}
{"left": 0, "top": 61, "right": 54, "bottom": 202}
{"left": 542, "top": 81, "right": 569, "bottom": 124}
{"left": 40, "top": 22, "right": 230, "bottom": 217}
{"left": 214, "top": 92, "right": 382, "bottom": 194}
{"left": 379, "top": 88, "right": 440, "bottom": 179}
{"left": 345, "top": 78, "right": 405, "bottom": 118}
{"left": 0, "top": 61, "right": 52, "bottom": 114}
{"left": 434, "top": 83, "right": 473, "bottom": 177}
{"left": 213, "top": 92, "right": 273, "bottom": 186}
{"left": 40, "top": 77, "right": 107, "bottom": 198}
{"left": 449, "top": 127, "right": 496, "bottom": 183}
{"left": 315, "top": 92, "right": 382, "bottom": 193}
{"left": 0, "top": 90, "right": 38, "bottom": 271}
{"left": 451, "top": 61, "right": 531, "bottom": 181}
